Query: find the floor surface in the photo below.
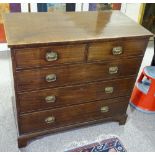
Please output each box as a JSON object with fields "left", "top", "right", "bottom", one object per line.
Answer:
{"left": 0, "top": 41, "right": 155, "bottom": 152}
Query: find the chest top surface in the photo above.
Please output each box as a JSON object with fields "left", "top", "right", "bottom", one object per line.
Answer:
{"left": 3, "top": 11, "right": 152, "bottom": 48}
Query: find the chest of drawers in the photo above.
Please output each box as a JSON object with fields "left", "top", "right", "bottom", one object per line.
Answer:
{"left": 3, "top": 11, "right": 152, "bottom": 148}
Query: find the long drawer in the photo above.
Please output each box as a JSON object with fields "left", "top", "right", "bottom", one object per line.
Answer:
{"left": 16, "top": 57, "right": 142, "bottom": 91}
{"left": 18, "top": 77, "right": 135, "bottom": 113}
{"left": 88, "top": 38, "right": 147, "bottom": 62}
{"left": 14, "top": 44, "right": 86, "bottom": 69}
{"left": 19, "top": 96, "right": 129, "bottom": 134}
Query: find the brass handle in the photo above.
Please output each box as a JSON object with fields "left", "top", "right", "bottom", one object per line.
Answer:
{"left": 45, "top": 116, "right": 55, "bottom": 124}
{"left": 112, "top": 46, "right": 123, "bottom": 55}
{"left": 45, "top": 95, "right": 56, "bottom": 103}
{"left": 101, "top": 106, "right": 109, "bottom": 113}
{"left": 105, "top": 87, "right": 114, "bottom": 94}
{"left": 46, "top": 51, "right": 58, "bottom": 61}
{"left": 46, "top": 74, "right": 56, "bottom": 82}
{"left": 109, "top": 66, "right": 118, "bottom": 74}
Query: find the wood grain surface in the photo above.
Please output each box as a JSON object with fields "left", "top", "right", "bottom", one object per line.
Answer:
{"left": 19, "top": 96, "right": 129, "bottom": 134}
{"left": 88, "top": 38, "right": 148, "bottom": 61}
{"left": 15, "top": 57, "right": 142, "bottom": 91}
{"left": 18, "top": 77, "right": 136, "bottom": 113}
{"left": 14, "top": 44, "right": 86, "bottom": 69}
{"left": 3, "top": 11, "right": 151, "bottom": 148}
{"left": 3, "top": 11, "right": 152, "bottom": 47}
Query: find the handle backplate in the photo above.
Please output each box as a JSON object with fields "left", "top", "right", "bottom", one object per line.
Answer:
{"left": 46, "top": 74, "right": 56, "bottom": 82}
{"left": 45, "top": 95, "right": 56, "bottom": 103}
{"left": 105, "top": 87, "right": 114, "bottom": 94}
{"left": 109, "top": 66, "right": 118, "bottom": 74}
{"left": 45, "top": 116, "right": 55, "bottom": 124}
{"left": 46, "top": 51, "right": 58, "bottom": 61}
{"left": 101, "top": 106, "right": 109, "bottom": 113}
{"left": 112, "top": 46, "right": 123, "bottom": 55}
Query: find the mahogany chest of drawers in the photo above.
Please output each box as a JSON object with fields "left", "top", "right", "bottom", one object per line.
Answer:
{"left": 3, "top": 11, "right": 152, "bottom": 148}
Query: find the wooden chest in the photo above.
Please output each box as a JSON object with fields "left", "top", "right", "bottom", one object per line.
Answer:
{"left": 3, "top": 11, "right": 152, "bottom": 148}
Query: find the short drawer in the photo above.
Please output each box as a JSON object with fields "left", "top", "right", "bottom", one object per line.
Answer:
{"left": 19, "top": 96, "right": 129, "bottom": 134}
{"left": 16, "top": 57, "right": 141, "bottom": 92}
{"left": 14, "top": 44, "right": 86, "bottom": 69}
{"left": 88, "top": 38, "right": 148, "bottom": 62}
{"left": 18, "top": 77, "right": 135, "bottom": 113}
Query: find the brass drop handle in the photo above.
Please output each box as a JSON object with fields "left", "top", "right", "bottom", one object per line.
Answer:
{"left": 45, "top": 116, "right": 55, "bottom": 124}
{"left": 109, "top": 66, "right": 118, "bottom": 74}
{"left": 105, "top": 87, "right": 114, "bottom": 94}
{"left": 101, "top": 106, "right": 109, "bottom": 113}
{"left": 46, "top": 51, "right": 58, "bottom": 61}
{"left": 45, "top": 74, "right": 56, "bottom": 82}
{"left": 45, "top": 95, "right": 56, "bottom": 103}
{"left": 112, "top": 46, "right": 123, "bottom": 55}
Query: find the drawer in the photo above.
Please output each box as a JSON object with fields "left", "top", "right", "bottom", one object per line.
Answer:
{"left": 16, "top": 57, "right": 141, "bottom": 91}
{"left": 19, "top": 96, "right": 129, "bottom": 134}
{"left": 18, "top": 77, "right": 135, "bottom": 113}
{"left": 14, "top": 44, "right": 86, "bottom": 69}
{"left": 88, "top": 38, "right": 148, "bottom": 62}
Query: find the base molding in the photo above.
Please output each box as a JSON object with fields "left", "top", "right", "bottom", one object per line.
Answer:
{"left": 18, "top": 114, "right": 128, "bottom": 148}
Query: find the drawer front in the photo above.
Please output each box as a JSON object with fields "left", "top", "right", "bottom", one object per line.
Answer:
{"left": 16, "top": 57, "right": 141, "bottom": 91}
{"left": 18, "top": 77, "right": 135, "bottom": 113}
{"left": 14, "top": 44, "right": 86, "bottom": 69}
{"left": 19, "top": 96, "right": 129, "bottom": 134}
{"left": 88, "top": 38, "right": 148, "bottom": 62}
